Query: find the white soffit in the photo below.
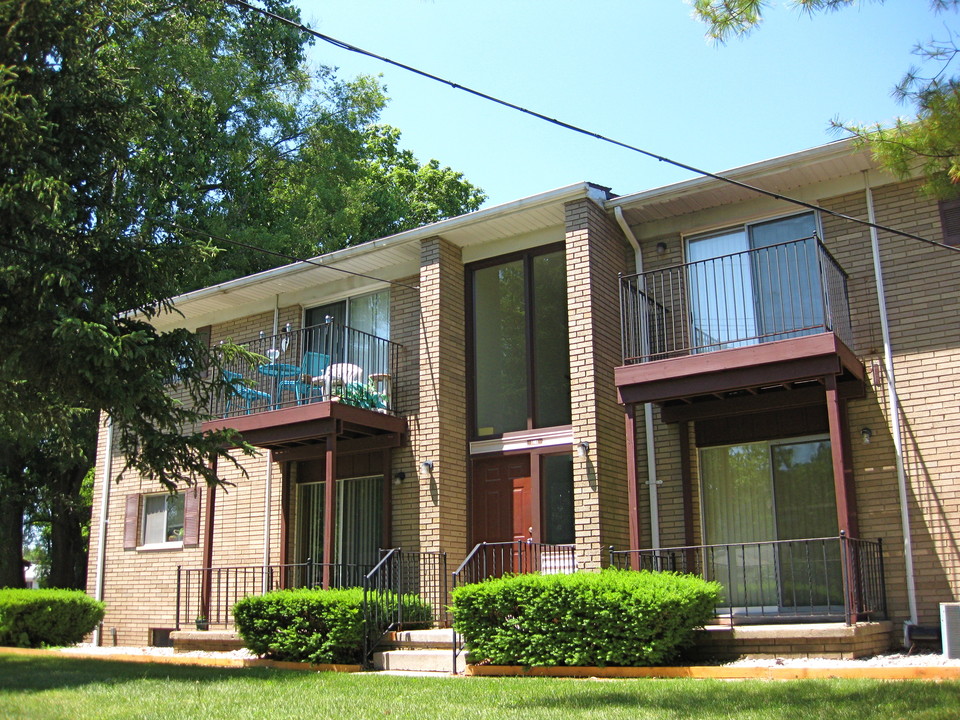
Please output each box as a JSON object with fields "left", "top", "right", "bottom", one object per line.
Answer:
{"left": 152, "top": 182, "right": 601, "bottom": 331}
{"left": 607, "top": 140, "right": 876, "bottom": 225}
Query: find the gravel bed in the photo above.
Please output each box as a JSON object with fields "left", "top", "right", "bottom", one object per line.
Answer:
{"left": 58, "top": 643, "right": 256, "bottom": 660}
{"left": 724, "top": 651, "right": 960, "bottom": 668}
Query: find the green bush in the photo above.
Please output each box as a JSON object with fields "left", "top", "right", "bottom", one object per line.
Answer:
{"left": 451, "top": 569, "right": 720, "bottom": 667}
{"left": 233, "top": 587, "right": 432, "bottom": 664}
{"left": 0, "top": 589, "right": 105, "bottom": 648}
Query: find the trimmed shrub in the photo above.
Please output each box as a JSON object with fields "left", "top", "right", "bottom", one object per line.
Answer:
{"left": 0, "top": 589, "right": 105, "bottom": 648}
{"left": 451, "top": 569, "right": 720, "bottom": 667}
{"left": 233, "top": 587, "right": 432, "bottom": 664}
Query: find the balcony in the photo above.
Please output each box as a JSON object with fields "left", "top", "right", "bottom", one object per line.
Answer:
{"left": 616, "top": 236, "right": 864, "bottom": 412}
{"left": 202, "top": 319, "right": 405, "bottom": 450}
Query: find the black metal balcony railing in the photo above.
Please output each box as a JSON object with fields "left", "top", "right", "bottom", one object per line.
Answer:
{"left": 620, "top": 235, "right": 852, "bottom": 364}
{"left": 609, "top": 535, "right": 886, "bottom": 625}
{"left": 175, "top": 559, "right": 371, "bottom": 630}
{"left": 211, "top": 318, "right": 400, "bottom": 418}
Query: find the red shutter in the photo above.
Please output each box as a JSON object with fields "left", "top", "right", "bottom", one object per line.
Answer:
{"left": 183, "top": 487, "right": 202, "bottom": 547}
{"left": 196, "top": 325, "right": 212, "bottom": 378}
{"left": 123, "top": 494, "right": 141, "bottom": 550}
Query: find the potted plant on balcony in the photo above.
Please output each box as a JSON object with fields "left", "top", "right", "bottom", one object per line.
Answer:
{"left": 195, "top": 615, "right": 209, "bottom": 631}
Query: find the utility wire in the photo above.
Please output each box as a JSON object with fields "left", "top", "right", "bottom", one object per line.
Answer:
{"left": 167, "top": 222, "right": 421, "bottom": 292}
{"left": 225, "top": 0, "right": 960, "bottom": 254}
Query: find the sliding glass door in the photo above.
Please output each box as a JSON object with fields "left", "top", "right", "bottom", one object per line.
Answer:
{"left": 687, "top": 212, "right": 821, "bottom": 351}
{"left": 700, "top": 436, "right": 840, "bottom": 611}
{"left": 297, "top": 475, "right": 383, "bottom": 586}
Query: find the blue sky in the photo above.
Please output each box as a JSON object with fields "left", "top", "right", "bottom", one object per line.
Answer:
{"left": 292, "top": 1, "right": 949, "bottom": 207}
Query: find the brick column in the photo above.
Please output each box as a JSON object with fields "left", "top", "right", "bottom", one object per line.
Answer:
{"left": 565, "top": 198, "right": 630, "bottom": 568}
{"left": 417, "top": 237, "right": 469, "bottom": 563}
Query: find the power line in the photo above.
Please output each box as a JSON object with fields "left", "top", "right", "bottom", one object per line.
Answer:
{"left": 224, "top": 0, "right": 960, "bottom": 254}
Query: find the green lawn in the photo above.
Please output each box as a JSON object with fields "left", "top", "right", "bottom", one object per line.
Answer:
{"left": 1, "top": 654, "right": 958, "bottom": 720}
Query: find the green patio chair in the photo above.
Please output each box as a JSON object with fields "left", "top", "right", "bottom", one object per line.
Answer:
{"left": 223, "top": 370, "right": 271, "bottom": 415}
{"left": 277, "top": 351, "right": 331, "bottom": 405}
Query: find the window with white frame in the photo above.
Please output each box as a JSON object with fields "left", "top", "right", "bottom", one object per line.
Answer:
{"left": 141, "top": 493, "right": 185, "bottom": 545}
{"left": 304, "top": 289, "right": 391, "bottom": 379}
{"left": 685, "top": 212, "right": 822, "bottom": 351}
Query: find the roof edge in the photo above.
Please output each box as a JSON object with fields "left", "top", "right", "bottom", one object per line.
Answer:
{"left": 604, "top": 138, "right": 863, "bottom": 210}
{"left": 167, "top": 181, "right": 603, "bottom": 308}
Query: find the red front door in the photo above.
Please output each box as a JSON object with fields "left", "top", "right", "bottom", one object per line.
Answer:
{"left": 471, "top": 455, "right": 532, "bottom": 546}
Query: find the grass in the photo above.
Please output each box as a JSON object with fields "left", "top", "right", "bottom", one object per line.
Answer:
{"left": 1, "top": 653, "right": 959, "bottom": 720}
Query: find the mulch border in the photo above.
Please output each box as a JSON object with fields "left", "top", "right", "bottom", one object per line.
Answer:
{"left": 0, "top": 646, "right": 361, "bottom": 673}
{"left": 464, "top": 663, "right": 960, "bottom": 680}
{"left": 4, "top": 647, "right": 960, "bottom": 680}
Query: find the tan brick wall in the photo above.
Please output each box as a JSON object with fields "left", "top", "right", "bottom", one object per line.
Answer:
{"left": 389, "top": 276, "right": 422, "bottom": 550}
{"left": 416, "top": 237, "right": 469, "bottom": 565}
{"left": 822, "top": 179, "right": 960, "bottom": 625}
{"left": 210, "top": 310, "right": 276, "bottom": 346}
{"left": 209, "top": 450, "right": 277, "bottom": 569}
{"left": 85, "top": 428, "right": 274, "bottom": 645}
{"left": 564, "top": 198, "right": 631, "bottom": 567}
{"left": 624, "top": 178, "right": 960, "bottom": 627}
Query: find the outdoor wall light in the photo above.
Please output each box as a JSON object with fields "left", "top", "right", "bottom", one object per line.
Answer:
{"left": 576, "top": 441, "right": 590, "bottom": 458}
{"left": 420, "top": 460, "right": 434, "bottom": 476}
{"left": 393, "top": 471, "right": 406, "bottom": 486}
{"left": 656, "top": 242, "right": 668, "bottom": 254}
{"left": 861, "top": 427, "right": 873, "bottom": 444}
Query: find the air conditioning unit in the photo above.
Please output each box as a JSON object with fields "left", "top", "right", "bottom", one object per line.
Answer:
{"left": 941, "top": 602, "right": 960, "bottom": 659}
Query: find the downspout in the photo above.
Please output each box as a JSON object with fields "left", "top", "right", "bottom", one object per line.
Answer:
{"left": 262, "top": 452, "right": 273, "bottom": 593}
{"left": 614, "top": 207, "right": 661, "bottom": 549}
{"left": 92, "top": 416, "right": 114, "bottom": 646}
{"left": 864, "top": 175, "right": 919, "bottom": 632}
{"left": 263, "top": 299, "right": 280, "bottom": 591}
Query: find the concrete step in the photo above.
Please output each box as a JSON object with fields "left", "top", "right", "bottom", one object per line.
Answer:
{"left": 170, "top": 630, "right": 245, "bottom": 653}
{"left": 372, "top": 648, "right": 465, "bottom": 674}
{"left": 381, "top": 628, "right": 460, "bottom": 650}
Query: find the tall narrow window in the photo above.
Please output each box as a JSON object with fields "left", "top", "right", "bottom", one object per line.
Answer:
{"left": 541, "top": 454, "right": 574, "bottom": 545}
{"left": 471, "top": 247, "right": 570, "bottom": 438}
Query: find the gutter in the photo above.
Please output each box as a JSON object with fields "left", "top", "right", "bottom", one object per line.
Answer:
{"left": 614, "top": 207, "right": 661, "bottom": 549}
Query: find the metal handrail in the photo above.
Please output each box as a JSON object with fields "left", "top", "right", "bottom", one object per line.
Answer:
{"left": 608, "top": 534, "right": 885, "bottom": 625}
{"left": 362, "top": 548, "right": 448, "bottom": 665}
{"left": 620, "top": 235, "right": 852, "bottom": 363}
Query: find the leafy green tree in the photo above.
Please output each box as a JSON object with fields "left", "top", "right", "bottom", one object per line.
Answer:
{"left": 20, "top": 414, "right": 97, "bottom": 590}
{"left": 0, "top": 0, "right": 483, "bottom": 588}
{"left": 692, "top": 0, "right": 960, "bottom": 198}
{"left": 191, "top": 74, "right": 485, "bottom": 287}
